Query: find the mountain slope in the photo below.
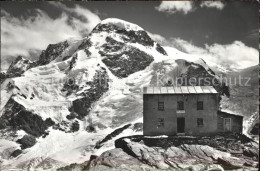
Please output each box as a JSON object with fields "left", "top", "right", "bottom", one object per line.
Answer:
{"left": 0, "top": 18, "right": 257, "bottom": 170}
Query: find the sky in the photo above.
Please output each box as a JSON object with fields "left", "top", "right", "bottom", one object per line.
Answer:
{"left": 0, "top": 1, "right": 258, "bottom": 70}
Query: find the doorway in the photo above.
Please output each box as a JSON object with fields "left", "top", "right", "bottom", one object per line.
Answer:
{"left": 224, "top": 118, "right": 231, "bottom": 131}
{"left": 177, "top": 117, "right": 185, "bottom": 133}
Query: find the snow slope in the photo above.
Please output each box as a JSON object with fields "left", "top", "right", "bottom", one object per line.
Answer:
{"left": 0, "top": 18, "right": 256, "bottom": 170}
{"left": 100, "top": 18, "right": 144, "bottom": 31}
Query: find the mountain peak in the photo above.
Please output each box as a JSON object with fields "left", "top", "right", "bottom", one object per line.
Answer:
{"left": 99, "top": 18, "right": 144, "bottom": 31}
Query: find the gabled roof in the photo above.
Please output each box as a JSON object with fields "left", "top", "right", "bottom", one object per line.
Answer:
{"left": 143, "top": 86, "right": 218, "bottom": 94}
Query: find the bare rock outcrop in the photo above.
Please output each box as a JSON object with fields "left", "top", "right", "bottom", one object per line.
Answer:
{"left": 87, "top": 134, "right": 258, "bottom": 171}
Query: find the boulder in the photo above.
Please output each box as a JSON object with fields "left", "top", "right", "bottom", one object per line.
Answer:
{"left": 243, "top": 146, "right": 259, "bottom": 158}
{"left": 17, "top": 135, "right": 36, "bottom": 149}
{"left": 89, "top": 148, "right": 154, "bottom": 171}
{"left": 11, "top": 149, "right": 22, "bottom": 158}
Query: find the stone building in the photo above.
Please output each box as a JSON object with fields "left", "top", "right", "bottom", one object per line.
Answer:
{"left": 143, "top": 86, "right": 243, "bottom": 136}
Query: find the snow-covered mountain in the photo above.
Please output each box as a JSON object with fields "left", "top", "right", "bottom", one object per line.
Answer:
{"left": 0, "top": 18, "right": 257, "bottom": 170}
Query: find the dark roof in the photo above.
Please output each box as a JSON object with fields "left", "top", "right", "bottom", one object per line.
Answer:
{"left": 143, "top": 86, "right": 218, "bottom": 94}
{"left": 218, "top": 110, "right": 244, "bottom": 118}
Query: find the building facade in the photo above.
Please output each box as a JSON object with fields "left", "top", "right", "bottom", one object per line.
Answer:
{"left": 143, "top": 86, "right": 243, "bottom": 136}
{"left": 217, "top": 111, "right": 243, "bottom": 133}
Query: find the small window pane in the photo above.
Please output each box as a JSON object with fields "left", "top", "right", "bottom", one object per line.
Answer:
{"left": 197, "top": 101, "right": 203, "bottom": 110}
{"left": 197, "top": 118, "right": 204, "bottom": 128}
{"left": 177, "top": 101, "right": 184, "bottom": 110}
{"left": 157, "top": 118, "right": 164, "bottom": 128}
{"left": 158, "top": 102, "right": 164, "bottom": 111}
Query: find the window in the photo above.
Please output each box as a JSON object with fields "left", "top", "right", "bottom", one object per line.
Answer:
{"left": 197, "top": 101, "right": 203, "bottom": 110}
{"left": 177, "top": 101, "right": 184, "bottom": 110}
{"left": 158, "top": 102, "right": 164, "bottom": 111}
{"left": 157, "top": 118, "right": 164, "bottom": 128}
{"left": 197, "top": 118, "right": 204, "bottom": 128}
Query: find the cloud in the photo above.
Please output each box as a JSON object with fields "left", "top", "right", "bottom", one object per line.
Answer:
{"left": 155, "top": 1, "right": 194, "bottom": 15}
{"left": 48, "top": 2, "right": 100, "bottom": 34}
{"left": 200, "top": 1, "right": 225, "bottom": 10}
{"left": 156, "top": 1, "right": 225, "bottom": 15}
{"left": 170, "top": 38, "right": 258, "bottom": 69}
{"left": 205, "top": 41, "right": 258, "bottom": 69}
{"left": 149, "top": 32, "right": 258, "bottom": 69}
{"left": 147, "top": 32, "right": 166, "bottom": 43}
{"left": 1, "top": 3, "right": 101, "bottom": 71}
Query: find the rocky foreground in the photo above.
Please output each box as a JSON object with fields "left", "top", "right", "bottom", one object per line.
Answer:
{"left": 58, "top": 133, "right": 258, "bottom": 171}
